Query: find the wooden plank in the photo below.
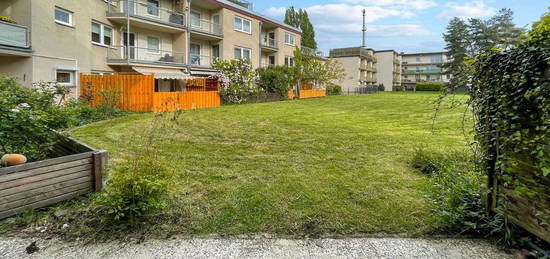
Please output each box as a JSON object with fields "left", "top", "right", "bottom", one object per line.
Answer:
{"left": 0, "top": 177, "right": 92, "bottom": 205}
{"left": 93, "top": 151, "right": 107, "bottom": 191}
{"left": 1, "top": 182, "right": 92, "bottom": 211}
{"left": 0, "top": 159, "right": 92, "bottom": 183}
{"left": 0, "top": 170, "right": 91, "bottom": 198}
{"left": 0, "top": 188, "right": 91, "bottom": 219}
{"left": 0, "top": 152, "right": 94, "bottom": 176}
{"left": 0, "top": 164, "right": 92, "bottom": 190}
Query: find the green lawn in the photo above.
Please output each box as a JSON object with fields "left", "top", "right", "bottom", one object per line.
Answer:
{"left": 70, "top": 92, "right": 469, "bottom": 236}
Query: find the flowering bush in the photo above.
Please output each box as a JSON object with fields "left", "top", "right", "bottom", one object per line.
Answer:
{"left": 0, "top": 78, "right": 71, "bottom": 162}
{"left": 257, "top": 66, "right": 296, "bottom": 100}
{"left": 211, "top": 59, "right": 259, "bottom": 104}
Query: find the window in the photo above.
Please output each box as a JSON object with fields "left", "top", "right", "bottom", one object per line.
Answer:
{"left": 56, "top": 70, "right": 75, "bottom": 86}
{"left": 190, "top": 11, "right": 201, "bottom": 27}
{"left": 147, "top": 37, "right": 160, "bottom": 53}
{"left": 431, "top": 55, "right": 442, "bottom": 63}
{"left": 146, "top": 0, "right": 160, "bottom": 16}
{"left": 268, "top": 55, "right": 275, "bottom": 65}
{"left": 91, "top": 22, "right": 113, "bottom": 46}
{"left": 284, "top": 33, "right": 295, "bottom": 46}
{"left": 284, "top": 56, "right": 294, "bottom": 66}
{"left": 234, "top": 47, "right": 251, "bottom": 60}
{"left": 415, "top": 57, "right": 421, "bottom": 62}
{"left": 55, "top": 7, "right": 73, "bottom": 26}
{"left": 190, "top": 43, "right": 201, "bottom": 65}
{"left": 234, "top": 16, "right": 251, "bottom": 34}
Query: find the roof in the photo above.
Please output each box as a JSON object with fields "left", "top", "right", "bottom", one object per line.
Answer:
{"left": 374, "top": 49, "right": 399, "bottom": 54}
{"left": 205, "top": 0, "right": 302, "bottom": 34}
{"left": 401, "top": 51, "right": 448, "bottom": 56}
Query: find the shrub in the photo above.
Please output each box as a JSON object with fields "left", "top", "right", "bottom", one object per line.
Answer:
{"left": 256, "top": 66, "right": 295, "bottom": 100}
{"left": 411, "top": 148, "right": 509, "bottom": 238}
{"left": 377, "top": 84, "right": 385, "bottom": 91}
{"left": 416, "top": 82, "right": 445, "bottom": 91}
{"left": 212, "top": 59, "right": 259, "bottom": 104}
{"left": 326, "top": 83, "right": 342, "bottom": 95}
{"left": 0, "top": 78, "right": 71, "bottom": 161}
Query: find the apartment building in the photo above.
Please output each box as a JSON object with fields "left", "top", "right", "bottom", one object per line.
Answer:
{"left": 328, "top": 47, "right": 377, "bottom": 94}
{"left": 374, "top": 50, "right": 401, "bottom": 91}
{"left": 400, "top": 52, "right": 450, "bottom": 90}
{"left": 0, "top": 0, "right": 301, "bottom": 96}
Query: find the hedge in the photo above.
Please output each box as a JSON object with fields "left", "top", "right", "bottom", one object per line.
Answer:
{"left": 416, "top": 82, "right": 445, "bottom": 91}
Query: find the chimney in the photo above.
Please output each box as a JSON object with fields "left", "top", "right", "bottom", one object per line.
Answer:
{"left": 361, "top": 9, "right": 366, "bottom": 48}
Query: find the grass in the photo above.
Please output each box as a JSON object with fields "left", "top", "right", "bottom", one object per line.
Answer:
{"left": 2, "top": 92, "right": 471, "bottom": 238}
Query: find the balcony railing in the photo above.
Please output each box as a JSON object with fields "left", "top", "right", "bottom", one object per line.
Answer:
{"left": 0, "top": 21, "right": 30, "bottom": 49}
{"left": 107, "top": 46, "right": 185, "bottom": 66}
{"left": 261, "top": 38, "right": 277, "bottom": 49}
{"left": 190, "top": 18, "right": 222, "bottom": 36}
{"left": 107, "top": 0, "right": 185, "bottom": 28}
{"left": 190, "top": 54, "right": 213, "bottom": 67}
{"left": 301, "top": 46, "right": 323, "bottom": 57}
{"left": 403, "top": 69, "right": 443, "bottom": 74}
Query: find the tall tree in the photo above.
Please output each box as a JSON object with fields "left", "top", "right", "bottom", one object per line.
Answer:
{"left": 284, "top": 7, "right": 318, "bottom": 49}
{"left": 443, "top": 18, "right": 470, "bottom": 90}
{"left": 488, "top": 9, "right": 525, "bottom": 48}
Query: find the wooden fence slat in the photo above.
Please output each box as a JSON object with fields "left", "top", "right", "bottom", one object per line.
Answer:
{"left": 0, "top": 152, "right": 94, "bottom": 176}
{"left": 0, "top": 188, "right": 92, "bottom": 219}
{"left": 0, "top": 172, "right": 92, "bottom": 198}
{"left": 0, "top": 165, "right": 92, "bottom": 190}
{"left": 0, "top": 177, "right": 92, "bottom": 205}
{"left": 2, "top": 183, "right": 92, "bottom": 211}
{"left": 0, "top": 159, "right": 92, "bottom": 183}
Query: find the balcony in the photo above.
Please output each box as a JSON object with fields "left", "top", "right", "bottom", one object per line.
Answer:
{"left": 0, "top": 21, "right": 32, "bottom": 56}
{"left": 403, "top": 69, "right": 443, "bottom": 74}
{"left": 107, "top": 0, "right": 185, "bottom": 33}
{"left": 261, "top": 38, "right": 278, "bottom": 52}
{"left": 301, "top": 46, "right": 323, "bottom": 57}
{"left": 107, "top": 46, "right": 185, "bottom": 68}
{"left": 190, "top": 54, "right": 213, "bottom": 68}
{"left": 189, "top": 17, "right": 223, "bottom": 40}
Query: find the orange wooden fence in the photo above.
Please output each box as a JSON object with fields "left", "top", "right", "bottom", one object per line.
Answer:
{"left": 300, "top": 90, "right": 326, "bottom": 99}
{"left": 152, "top": 91, "right": 221, "bottom": 112}
{"left": 80, "top": 74, "right": 221, "bottom": 112}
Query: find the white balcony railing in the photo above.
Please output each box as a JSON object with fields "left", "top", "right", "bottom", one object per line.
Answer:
{"left": 107, "top": 0, "right": 185, "bottom": 27}
{"left": 108, "top": 46, "right": 185, "bottom": 66}
{"left": 190, "top": 54, "right": 212, "bottom": 67}
{"left": 190, "top": 18, "right": 222, "bottom": 36}
{"left": 0, "top": 21, "right": 30, "bottom": 49}
{"left": 261, "top": 38, "right": 277, "bottom": 48}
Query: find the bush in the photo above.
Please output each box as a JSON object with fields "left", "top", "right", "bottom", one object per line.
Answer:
{"left": 212, "top": 59, "right": 259, "bottom": 104}
{"left": 416, "top": 82, "right": 445, "bottom": 91}
{"left": 326, "top": 84, "right": 342, "bottom": 95}
{"left": 0, "top": 78, "right": 71, "bottom": 161}
{"left": 256, "top": 66, "right": 295, "bottom": 100}
{"left": 377, "top": 84, "right": 385, "bottom": 91}
{"left": 411, "top": 147, "right": 509, "bottom": 238}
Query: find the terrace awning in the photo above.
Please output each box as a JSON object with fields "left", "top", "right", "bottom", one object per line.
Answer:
{"left": 132, "top": 67, "right": 191, "bottom": 80}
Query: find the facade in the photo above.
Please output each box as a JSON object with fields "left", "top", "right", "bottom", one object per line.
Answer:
{"left": 0, "top": 0, "right": 301, "bottom": 96}
{"left": 400, "top": 52, "right": 450, "bottom": 90}
{"left": 328, "top": 47, "right": 377, "bottom": 94}
{"left": 374, "top": 50, "right": 401, "bottom": 91}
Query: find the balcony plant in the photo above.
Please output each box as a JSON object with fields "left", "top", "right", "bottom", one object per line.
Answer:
{"left": 0, "top": 16, "right": 15, "bottom": 24}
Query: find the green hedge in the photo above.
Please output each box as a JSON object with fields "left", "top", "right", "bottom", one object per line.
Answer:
{"left": 416, "top": 82, "right": 445, "bottom": 91}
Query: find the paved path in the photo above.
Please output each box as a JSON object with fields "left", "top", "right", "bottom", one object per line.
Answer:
{"left": 0, "top": 237, "right": 511, "bottom": 259}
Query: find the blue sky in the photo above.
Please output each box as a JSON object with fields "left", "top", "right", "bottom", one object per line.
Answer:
{"left": 253, "top": 0, "right": 548, "bottom": 54}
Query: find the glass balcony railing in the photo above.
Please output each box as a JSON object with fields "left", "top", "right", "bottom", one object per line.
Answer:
{"left": 107, "top": 46, "right": 185, "bottom": 66}
{"left": 403, "top": 69, "right": 443, "bottom": 74}
{"left": 261, "top": 38, "right": 277, "bottom": 48}
{"left": 190, "top": 18, "right": 222, "bottom": 36}
{"left": 190, "top": 54, "right": 213, "bottom": 67}
{"left": 107, "top": 0, "right": 185, "bottom": 27}
{"left": 0, "top": 21, "right": 30, "bottom": 49}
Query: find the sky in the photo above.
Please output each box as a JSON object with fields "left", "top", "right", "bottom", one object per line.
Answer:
{"left": 253, "top": 0, "right": 549, "bottom": 54}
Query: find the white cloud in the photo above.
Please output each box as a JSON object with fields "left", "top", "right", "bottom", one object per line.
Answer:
{"left": 318, "top": 23, "right": 431, "bottom": 37}
{"left": 264, "top": 7, "right": 286, "bottom": 18}
{"left": 437, "top": 1, "right": 497, "bottom": 20}
{"left": 342, "top": 0, "right": 437, "bottom": 10}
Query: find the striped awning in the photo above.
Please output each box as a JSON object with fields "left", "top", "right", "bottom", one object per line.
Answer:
{"left": 132, "top": 67, "right": 191, "bottom": 80}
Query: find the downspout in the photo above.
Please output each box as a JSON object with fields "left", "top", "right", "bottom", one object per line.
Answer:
{"left": 187, "top": 0, "right": 192, "bottom": 69}
{"left": 258, "top": 21, "right": 262, "bottom": 69}
{"left": 126, "top": 0, "right": 131, "bottom": 66}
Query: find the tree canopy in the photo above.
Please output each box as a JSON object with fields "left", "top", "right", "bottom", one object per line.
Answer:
{"left": 284, "top": 7, "right": 317, "bottom": 49}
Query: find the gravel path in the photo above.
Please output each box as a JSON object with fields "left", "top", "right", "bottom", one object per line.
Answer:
{"left": 0, "top": 237, "right": 511, "bottom": 259}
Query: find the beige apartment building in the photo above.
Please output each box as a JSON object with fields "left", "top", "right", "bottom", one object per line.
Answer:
{"left": 0, "top": 0, "right": 301, "bottom": 96}
{"left": 328, "top": 47, "right": 377, "bottom": 94}
{"left": 400, "top": 52, "right": 450, "bottom": 90}
{"left": 374, "top": 50, "right": 401, "bottom": 91}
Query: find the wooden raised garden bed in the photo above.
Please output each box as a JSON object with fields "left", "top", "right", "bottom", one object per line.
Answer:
{"left": 0, "top": 136, "right": 107, "bottom": 219}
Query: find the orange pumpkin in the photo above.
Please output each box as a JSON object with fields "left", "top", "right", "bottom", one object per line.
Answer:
{"left": 1, "top": 154, "right": 27, "bottom": 166}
